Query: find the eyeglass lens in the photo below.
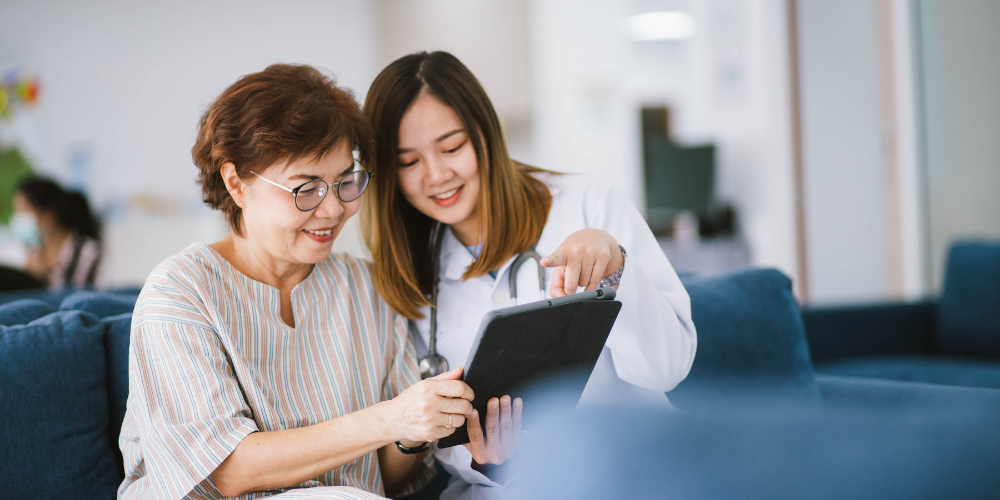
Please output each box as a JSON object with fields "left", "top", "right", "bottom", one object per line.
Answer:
{"left": 336, "top": 171, "right": 371, "bottom": 203}
{"left": 294, "top": 171, "right": 371, "bottom": 211}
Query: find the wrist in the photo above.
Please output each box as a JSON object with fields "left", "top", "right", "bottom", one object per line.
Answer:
{"left": 373, "top": 400, "right": 400, "bottom": 445}
{"left": 602, "top": 244, "right": 625, "bottom": 278}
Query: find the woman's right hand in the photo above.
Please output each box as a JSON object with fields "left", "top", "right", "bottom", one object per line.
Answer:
{"left": 381, "top": 367, "right": 475, "bottom": 444}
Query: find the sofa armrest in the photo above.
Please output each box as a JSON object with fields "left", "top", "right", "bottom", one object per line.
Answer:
{"left": 802, "top": 300, "right": 936, "bottom": 364}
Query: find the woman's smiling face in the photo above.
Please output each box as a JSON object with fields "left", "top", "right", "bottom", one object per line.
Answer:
{"left": 239, "top": 143, "right": 360, "bottom": 265}
{"left": 395, "top": 93, "right": 482, "bottom": 243}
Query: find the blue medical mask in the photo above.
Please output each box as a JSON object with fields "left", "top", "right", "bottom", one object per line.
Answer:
{"left": 10, "top": 212, "right": 42, "bottom": 248}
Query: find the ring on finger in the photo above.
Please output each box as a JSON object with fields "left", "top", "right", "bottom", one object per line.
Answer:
{"left": 446, "top": 415, "right": 453, "bottom": 429}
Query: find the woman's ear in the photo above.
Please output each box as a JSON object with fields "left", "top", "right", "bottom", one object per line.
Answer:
{"left": 220, "top": 162, "right": 248, "bottom": 209}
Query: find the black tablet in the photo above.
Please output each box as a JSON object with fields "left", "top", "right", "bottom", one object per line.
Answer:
{"left": 437, "top": 287, "right": 622, "bottom": 449}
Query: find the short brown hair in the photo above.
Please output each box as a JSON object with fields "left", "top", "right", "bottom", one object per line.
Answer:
{"left": 362, "top": 51, "right": 552, "bottom": 319}
{"left": 193, "top": 63, "right": 373, "bottom": 234}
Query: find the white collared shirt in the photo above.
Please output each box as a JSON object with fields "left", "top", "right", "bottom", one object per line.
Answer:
{"left": 410, "top": 172, "right": 697, "bottom": 500}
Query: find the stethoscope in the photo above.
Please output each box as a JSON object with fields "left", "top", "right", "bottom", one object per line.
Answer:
{"left": 417, "top": 223, "right": 546, "bottom": 379}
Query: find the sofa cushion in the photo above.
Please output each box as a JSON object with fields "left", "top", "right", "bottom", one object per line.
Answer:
{"left": 60, "top": 290, "right": 138, "bottom": 318}
{"left": 0, "top": 298, "right": 56, "bottom": 326}
{"left": 937, "top": 241, "right": 1000, "bottom": 356}
{"left": 0, "top": 311, "right": 119, "bottom": 498}
{"left": 817, "top": 374, "right": 1000, "bottom": 411}
{"left": 672, "top": 268, "right": 820, "bottom": 404}
{"left": 816, "top": 356, "right": 1000, "bottom": 391}
{"left": 104, "top": 312, "right": 132, "bottom": 479}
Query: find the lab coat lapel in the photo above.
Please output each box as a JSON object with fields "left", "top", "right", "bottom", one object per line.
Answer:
{"left": 440, "top": 227, "right": 473, "bottom": 282}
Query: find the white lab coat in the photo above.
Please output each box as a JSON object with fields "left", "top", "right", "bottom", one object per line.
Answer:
{"left": 409, "top": 172, "right": 697, "bottom": 500}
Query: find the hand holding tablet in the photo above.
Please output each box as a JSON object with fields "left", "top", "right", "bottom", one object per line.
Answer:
{"left": 438, "top": 287, "right": 621, "bottom": 449}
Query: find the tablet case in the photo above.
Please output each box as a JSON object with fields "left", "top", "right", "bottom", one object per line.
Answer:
{"left": 437, "top": 297, "right": 622, "bottom": 448}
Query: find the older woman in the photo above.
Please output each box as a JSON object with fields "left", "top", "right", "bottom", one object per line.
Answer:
{"left": 119, "top": 64, "right": 474, "bottom": 500}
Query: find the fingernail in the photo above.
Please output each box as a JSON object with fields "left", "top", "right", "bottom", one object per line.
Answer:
{"left": 501, "top": 396, "right": 510, "bottom": 406}
{"left": 490, "top": 400, "right": 498, "bottom": 409}
{"left": 471, "top": 409, "right": 478, "bottom": 418}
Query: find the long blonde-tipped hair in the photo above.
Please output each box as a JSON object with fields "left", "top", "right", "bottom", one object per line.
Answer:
{"left": 361, "top": 51, "right": 552, "bottom": 320}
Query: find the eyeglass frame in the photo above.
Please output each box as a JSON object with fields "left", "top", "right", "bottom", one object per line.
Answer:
{"left": 250, "top": 168, "right": 373, "bottom": 212}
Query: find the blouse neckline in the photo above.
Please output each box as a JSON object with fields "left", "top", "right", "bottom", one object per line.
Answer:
{"left": 192, "top": 241, "right": 321, "bottom": 330}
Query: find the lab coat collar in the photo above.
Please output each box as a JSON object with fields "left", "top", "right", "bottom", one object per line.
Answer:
{"left": 440, "top": 227, "right": 473, "bottom": 281}
{"left": 439, "top": 225, "right": 519, "bottom": 286}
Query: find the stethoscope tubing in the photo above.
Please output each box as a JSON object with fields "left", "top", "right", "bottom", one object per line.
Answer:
{"left": 419, "top": 223, "right": 546, "bottom": 378}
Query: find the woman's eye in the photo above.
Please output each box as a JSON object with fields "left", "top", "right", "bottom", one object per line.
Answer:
{"left": 398, "top": 159, "right": 418, "bottom": 167}
{"left": 445, "top": 142, "right": 465, "bottom": 154}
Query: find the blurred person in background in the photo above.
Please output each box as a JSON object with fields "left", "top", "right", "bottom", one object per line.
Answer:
{"left": 11, "top": 177, "right": 103, "bottom": 289}
{"left": 119, "top": 64, "right": 474, "bottom": 500}
{"left": 362, "top": 51, "right": 697, "bottom": 500}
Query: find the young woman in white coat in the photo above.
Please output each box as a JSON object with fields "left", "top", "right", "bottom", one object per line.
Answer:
{"left": 362, "top": 51, "right": 697, "bottom": 499}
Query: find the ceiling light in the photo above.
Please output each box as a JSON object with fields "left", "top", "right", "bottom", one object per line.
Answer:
{"left": 623, "top": 11, "right": 696, "bottom": 41}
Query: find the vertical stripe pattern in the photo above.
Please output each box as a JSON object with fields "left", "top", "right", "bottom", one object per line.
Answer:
{"left": 118, "top": 243, "right": 430, "bottom": 500}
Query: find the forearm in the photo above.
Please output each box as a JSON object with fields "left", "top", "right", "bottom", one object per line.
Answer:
{"left": 210, "top": 401, "right": 398, "bottom": 497}
{"left": 377, "top": 443, "right": 429, "bottom": 497}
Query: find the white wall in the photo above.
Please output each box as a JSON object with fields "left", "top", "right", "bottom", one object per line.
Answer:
{"left": 686, "top": 0, "right": 801, "bottom": 289}
{"left": 918, "top": 0, "right": 1000, "bottom": 291}
{"left": 374, "top": 0, "right": 534, "bottom": 162}
{"left": 529, "top": 0, "right": 671, "bottom": 210}
{"left": 796, "top": 0, "right": 889, "bottom": 304}
{"left": 529, "top": 0, "right": 801, "bottom": 288}
{"left": 0, "top": 0, "right": 378, "bottom": 285}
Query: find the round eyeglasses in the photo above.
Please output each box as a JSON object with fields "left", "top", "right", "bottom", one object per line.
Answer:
{"left": 251, "top": 169, "right": 373, "bottom": 211}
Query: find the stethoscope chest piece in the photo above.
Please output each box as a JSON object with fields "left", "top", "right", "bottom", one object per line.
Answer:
{"left": 418, "top": 353, "right": 449, "bottom": 380}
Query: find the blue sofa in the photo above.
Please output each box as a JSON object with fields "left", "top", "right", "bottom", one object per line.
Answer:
{"left": 0, "top": 291, "right": 135, "bottom": 499}
{"left": 803, "top": 241, "right": 1000, "bottom": 390}
{"left": 3, "top": 266, "right": 998, "bottom": 499}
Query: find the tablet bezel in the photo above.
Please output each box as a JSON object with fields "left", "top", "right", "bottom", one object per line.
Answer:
{"left": 460, "top": 286, "right": 618, "bottom": 379}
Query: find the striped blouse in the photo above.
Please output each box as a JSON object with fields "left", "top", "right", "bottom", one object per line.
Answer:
{"left": 118, "top": 242, "right": 430, "bottom": 500}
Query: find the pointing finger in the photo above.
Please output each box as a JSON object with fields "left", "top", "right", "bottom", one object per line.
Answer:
{"left": 540, "top": 251, "right": 565, "bottom": 268}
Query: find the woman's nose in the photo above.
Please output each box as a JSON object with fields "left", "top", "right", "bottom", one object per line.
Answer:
{"left": 423, "top": 157, "right": 452, "bottom": 185}
{"left": 312, "top": 189, "right": 345, "bottom": 219}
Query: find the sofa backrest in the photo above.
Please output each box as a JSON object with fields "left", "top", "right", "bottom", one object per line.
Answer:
{"left": 937, "top": 241, "right": 1000, "bottom": 357}
{"left": 103, "top": 312, "right": 133, "bottom": 478}
{"left": 0, "top": 298, "right": 56, "bottom": 326}
{"left": 0, "top": 310, "right": 121, "bottom": 499}
{"left": 672, "top": 268, "right": 820, "bottom": 406}
{"left": 61, "top": 290, "right": 139, "bottom": 318}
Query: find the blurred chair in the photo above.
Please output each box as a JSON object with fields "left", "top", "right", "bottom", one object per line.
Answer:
{"left": 643, "top": 136, "right": 715, "bottom": 234}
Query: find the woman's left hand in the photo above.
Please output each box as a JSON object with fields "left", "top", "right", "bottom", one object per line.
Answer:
{"left": 540, "top": 229, "right": 623, "bottom": 297}
{"left": 464, "top": 395, "right": 522, "bottom": 466}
